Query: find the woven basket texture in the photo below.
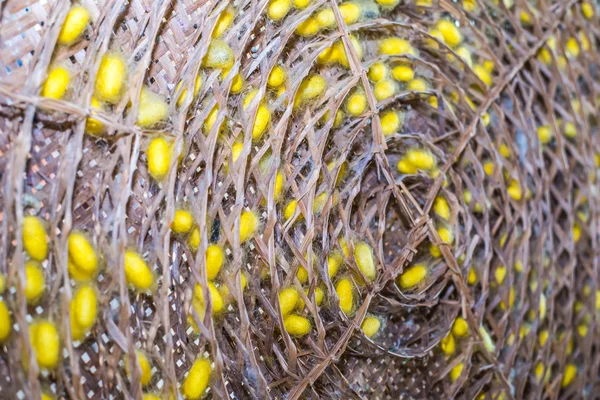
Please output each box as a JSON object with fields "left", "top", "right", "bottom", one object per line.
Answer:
{"left": 0, "top": 0, "right": 599, "bottom": 398}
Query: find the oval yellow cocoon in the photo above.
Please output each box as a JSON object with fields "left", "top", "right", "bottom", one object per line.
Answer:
{"left": 452, "top": 317, "right": 469, "bottom": 337}
{"left": 72, "top": 285, "right": 97, "bottom": 330}
{"left": 252, "top": 104, "right": 270, "bottom": 141}
{"left": 361, "top": 316, "right": 381, "bottom": 338}
{"left": 268, "top": 0, "right": 291, "bottom": 21}
{"left": 68, "top": 231, "right": 98, "bottom": 274}
{"left": 206, "top": 244, "right": 224, "bottom": 280}
{"left": 279, "top": 287, "right": 299, "bottom": 316}
{"left": 41, "top": 66, "right": 70, "bottom": 99}
{"left": 335, "top": 278, "right": 354, "bottom": 316}
{"left": 183, "top": 358, "right": 211, "bottom": 399}
{"left": 68, "top": 258, "right": 95, "bottom": 282}
{"left": 58, "top": 6, "right": 89, "bottom": 45}
{"left": 268, "top": 66, "right": 286, "bottom": 88}
{"left": 137, "top": 86, "right": 169, "bottom": 128}
{"left": 0, "top": 300, "right": 11, "bottom": 342}
{"left": 171, "top": 209, "right": 194, "bottom": 234}
{"left": 30, "top": 320, "right": 60, "bottom": 369}
{"left": 95, "top": 53, "right": 126, "bottom": 103}
{"left": 188, "top": 226, "right": 201, "bottom": 251}
{"left": 25, "top": 260, "right": 45, "bottom": 305}
{"left": 354, "top": 242, "right": 376, "bottom": 281}
{"left": 398, "top": 264, "right": 427, "bottom": 289}
{"left": 194, "top": 282, "right": 224, "bottom": 314}
{"left": 203, "top": 40, "right": 234, "bottom": 70}
{"left": 124, "top": 251, "right": 154, "bottom": 291}
{"left": 23, "top": 216, "right": 48, "bottom": 261}
{"left": 283, "top": 314, "right": 311, "bottom": 336}
{"left": 213, "top": 6, "right": 235, "bottom": 38}
{"left": 239, "top": 211, "right": 259, "bottom": 243}
{"left": 147, "top": 137, "right": 172, "bottom": 182}
{"left": 86, "top": 96, "right": 104, "bottom": 135}
{"left": 561, "top": 363, "right": 577, "bottom": 387}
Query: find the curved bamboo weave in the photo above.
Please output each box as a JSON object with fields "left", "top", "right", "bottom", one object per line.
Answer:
{"left": 0, "top": 0, "right": 599, "bottom": 398}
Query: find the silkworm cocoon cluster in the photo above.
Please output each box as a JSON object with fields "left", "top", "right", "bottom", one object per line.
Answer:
{"left": 95, "top": 53, "right": 127, "bottom": 103}
{"left": 41, "top": 66, "right": 70, "bottom": 99}
{"left": 29, "top": 320, "right": 60, "bottom": 369}
{"left": 452, "top": 317, "right": 469, "bottom": 337}
{"left": 279, "top": 287, "right": 299, "bottom": 316}
{"left": 450, "top": 362, "right": 464, "bottom": 382}
{"left": 22, "top": 216, "right": 48, "bottom": 261}
{"left": 239, "top": 211, "right": 260, "bottom": 243}
{"left": 346, "top": 89, "right": 367, "bottom": 116}
{"left": 391, "top": 65, "right": 414, "bottom": 82}
{"left": 171, "top": 209, "right": 194, "bottom": 234}
{"left": 267, "top": 0, "right": 291, "bottom": 21}
{"left": 354, "top": 242, "right": 376, "bottom": 281}
{"left": 293, "top": 74, "right": 326, "bottom": 108}
{"left": 136, "top": 86, "right": 168, "bottom": 127}
{"left": 205, "top": 244, "right": 224, "bottom": 280}
{"left": 124, "top": 250, "right": 154, "bottom": 292}
{"left": 397, "top": 264, "right": 427, "bottom": 289}
{"left": 440, "top": 333, "right": 455, "bottom": 355}
{"left": 380, "top": 110, "right": 402, "bottom": 136}
{"left": 176, "top": 75, "right": 203, "bottom": 107}
{"left": 361, "top": 315, "right": 381, "bottom": 338}
{"left": 0, "top": 300, "right": 10, "bottom": 342}
{"left": 378, "top": 37, "right": 415, "bottom": 56}
{"left": 183, "top": 358, "right": 212, "bottom": 399}
{"left": 203, "top": 40, "right": 235, "bottom": 70}
{"left": 58, "top": 6, "right": 90, "bottom": 45}
{"left": 147, "top": 136, "right": 173, "bottom": 182}
{"left": 125, "top": 350, "right": 153, "bottom": 386}
{"left": 70, "top": 284, "right": 98, "bottom": 340}
{"left": 25, "top": 261, "right": 45, "bottom": 305}
{"left": 68, "top": 231, "right": 98, "bottom": 276}
{"left": 213, "top": 6, "right": 235, "bottom": 38}
{"left": 335, "top": 278, "right": 355, "bottom": 316}
{"left": 283, "top": 314, "right": 311, "bottom": 336}
{"left": 368, "top": 62, "right": 389, "bottom": 82}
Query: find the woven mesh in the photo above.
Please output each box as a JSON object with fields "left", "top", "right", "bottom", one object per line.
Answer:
{"left": 1, "top": 0, "right": 599, "bottom": 398}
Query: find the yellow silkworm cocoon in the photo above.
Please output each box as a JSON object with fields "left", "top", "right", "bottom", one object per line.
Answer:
{"left": 183, "top": 358, "right": 212, "bottom": 399}
{"left": 171, "top": 209, "right": 193, "bottom": 234}
{"left": 581, "top": 2, "right": 594, "bottom": 19}
{"left": 206, "top": 244, "right": 224, "bottom": 280}
{"left": 147, "top": 136, "right": 172, "bottom": 182}
{"left": 440, "top": 333, "right": 455, "bottom": 355}
{"left": 230, "top": 73, "right": 244, "bottom": 93}
{"left": 41, "top": 66, "right": 70, "bottom": 99}
{"left": 68, "top": 231, "right": 98, "bottom": 275}
{"left": 327, "top": 252, "right": 342, "bottom": 279}
{"left": 313, "top": 192, "right": 329, "bottom": 214}
{"left": 176, "top": 75, "right": 203, "bottom": 107}
{"left": 29, "top": 320, "right": 60, "bottom": 369}
{"left": 467, "top": 268, "right": 477, "bottom": 284}
{"left": 203, "top": 105, "right": 224, "bottom": 135}
{"left": 561, "top": 364, "right": 577, "bottom": 387}
{"left": 188, "top": 227, "right": 201, "bottom": 252}
{"left": 473, "top": 64, "right": 492, "bottom": 87}
{"left": 296, "top": 266, "right": 308, "bottom": 284}
{"left": 374, "top": 79, "right": 397, "bottom": 101}
{"left": 68, "top": 258, "right": 95, "bottom": 282}
{"left": 294, "top": 74, "right": 326, "bottom": 108}
{"left": 137, "top": 86, "right": 168, "bottom": 127}
{"left": 430, "top": 226, "right": 453, "bottom": 258}
{"left": 361, "top": 316, "right": 381, "bottom": 338}
{"left": 346, "top": 90, "right": 367, "bottom": 116}
{"left": 0, "top": 300, "right": 11, "bottom": 342}
{"left": 315, "top": 8, "right": 335, "bottom": 28}
{"left": 294, "top": 0, "right": 311, "bottom": 9}
{"left": 125, "top": 350, "right": 152, "bottom": 387}
{"left": 406, "top": 148, "right": 435, "bottom": 170}
{"left": 378, "top": 37, "right": 414, "bottom": 56}
{"left": 456, "top": 46, "right": 473, "bottom": 68}
{"left": 86, "top": 96, "right": 104, "bottom": 135}
{"left": 23, "top": 216, "right": 48, "bottom": 261}
{"left": 213, "top": 6, "right": 235, "bottom": 38}
{"left": 398, "top": 264, "right": 427, "bottom": 289}
{"left": 391, "top": 65, "right": 414, "bottom": 82}
{"left": 239, "top": 211, "right": 259, "bottom": 243}
{"left": 95, "top": 53, "right": 126, "bottom": 103}
{"left": 295, "top": 17, "right": 320, "bottom": 37}
{"left": 538, "top": 330, "right": 549, "bottom": 347}
{"left": 284, "top": 200, "right": 298, "bottom": 220}
{"left": 335, "top": 278, "right": 354, "bottom": 316}
{"left": 563, "top": 121, "right": 576, "bottom": 139}
{"left": 268, "top": 0, "right": 291, "bottom": 21}
{"left": 407, "top": 78, "right": 428, "bottom": 92}
{"left": 507, "top": 179, "right": 522, "bottom": 201}
{"left": 493, "top": 265, "right": 506, "bottom": 285}
{"left": 279, "top": 287, "right": 299, "bottom": 316}
{"left": 335, "top": 35, "right": 364, "bottom": 68}
{"left": 537, "top": 125, "right": 553, "bottom": 144}
{"left": 296, "top": 287, "right": 325, "bottom": 310}
{"left": 251, "top": 104, "right": 270, "bottom": 141}
{"left": 434, "top": 196, "right": 450, "bottom": 220}
{"left": 268, "top": 66, "right": 286, "bottom": 88}
{"left": 124, "top": 250, "right": 154, "bottom": 292}
{"left": 58, "top": 6, "right": 89, "bottom": 44}
{"left": 380, "top": 110, "right": 401, "bottom": 136}
{"left": 452, "top": 317, "right": 469, "bottom": 337}
{"left": 283, "top": 314, "right": 311, "bottom": 336}
{"left": 193, "top": 282, "right": 224, "bottom": 317}
{"left": 565, "top": 37, "right": 579, "bottom": 59}
{"left": 436, "top": 20, "right": 462, "bottom": 48}
{"left": 450, "top": 362, "right": 463, "bottom": 382}
{"left": 339, "top": 2, "right": 361, "bottom": 24}
{"left": 25, "top": 260, "right": 45, "bottom": 305}
{"left": 354, "top": 242, "right": 376, "bottom": 281}
{"left": 70, "top": 284, "right": 97, "bottom": 340}
{"left": 218, "top": 272, "right": 248, "bottom": 301}
{"left": 479, "top": 326, "right": 495, "bottom": 353}
{"left": 483, "top": 160, "right": 494, "bottom": 175}
{"left": 203, "top": 40, "right": 234, "bottom": 69}
{"left": 368, "top": 62, "right": 389, "bottom": 82}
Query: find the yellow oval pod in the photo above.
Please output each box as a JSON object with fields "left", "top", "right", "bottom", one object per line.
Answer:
{"left": 450, "top": 362, "right": 463, "bottom": 382}
{"left": 561, "top": 364, "right": 577, "bottom": 387}
{"left": 295, "top": 286, "right": 325, "bottom": 310}
{"left": 398, "top": 264, "right": 427, "bottom": 289}
{"left": 124, "top": 251, "right": 154, "bottom": 291}
{"left": 436, "top": 20, "right": 462, "bottom": 48}
{"left": 283, "top": 314, "right": 311, "bottom": 336}
{"left": 327, "top": 252, "right": 342, "bottom": 279}
{"left": 183, "top": 358, "right": 212, "bottom": 399}
{"left": 361, "top": 316, "right": 381, "bottom": 338}
{"left": 440, "top": 333, "right": 455, "bottom": 355}
{"left": 295, "top": 17, "right": 320, "bottom": 37}
{"left": 368, "top": 62, "right": 389, "bottom": 82}
{"left": 206, "top": 244, "right": 224, "bottom": 280}
{"left": 354, "top": 242, "right": 376, "bottom": 281}
{"left": 335, "top": 278, "right": 354, "bottom": 316}
{"left": 194, "top": 282, "right": 224, "bottom": 314}
{"left": 279, "top": 287, "right": 299, "bottom": 316}
{"left": 452, "top": 317, "right": 469, "bottom": 337}
{"left": 268, "top": 66, "right": 286, "bottom": 88}
{"left": 23, "top": 216, "right": 48, "bottom": 261}
{"left": 172, "top": 209, "right": 194, "bottom": 234}
{"left": 378, "top": 37, "right": 413, "bottom": 55}
{"left": 346, "top": 90, "right": 367, "bottom": 116}
{"left": 68, "top": 231, "right": 97, "bottom": 274}
{"left": 380, "top": 110, "right": 401, "bottom": 136}
{"left": 41, "top": 66, "right": 70, "bottom": 99}
{"left": 374, "top": 79, "right": 397, "bottom": 101}
{"left": 203, "top": 39, "right": 234, "bottom": 69}
{"left": 252, "top": 104, "right": 271, "bottom": 140}
{"left": 294, "top": 74, "right": 326, "bottom": 108}
{"left": 284, "top": 200, "right": 298, "bottom": 220}
{"left": 72, "top": 285, "right": 97, "bottom": 330}
{"left": 391, "top": 65, "right": 414, "bottom": 82}
{"left": 0, "top": 300, "right": 11, "bottom": 342}
{"left": 30, "top": 320, "right": 60, "bottom": 369}
{"left": 296, "top": 266, "right": 308, "bottom": 284}
{"left": 137, "top": 86, "right": 169, "bottom": 127}
{"left": 86, "top": 96, "right": 104, "bottom": 135}
{"left": 125, "top": 350, "right": 152, "bottom": 386}
{"left": 213, "top": 6, "right": 235, "bottom": 38}
{"left": 406, "top": 148, "right": 435, "bottom": 170}
{"left": 58, "top": 6, "right": 89, "bottom": 45}
{"left": 433, "top": 196, "right": 450, "bottom": 220}
{"left": 68, "top": 258, "right": 95, "bottom": 282}
{"left": 472, "top": 64, "right": 492, "bottom": 87}
{"left": 239, "top": 211, "right": 259, "bottom": 243}
{"left": 25, "top": 260, "right": 45, "bottom": 305}
{"left": 95, "top": 53, "right": 127, "bottom": 103}
{"left": 188, "top": 226, "right": 201, "bottom": 252}
{"left": 176, "top": 75, "right": 203, "bottom": 107}
{"left": 147, "top": 137, "right": 172, "bottom": 182}
{"left": 268, "top": 0, "right": 291, "bottom": 21}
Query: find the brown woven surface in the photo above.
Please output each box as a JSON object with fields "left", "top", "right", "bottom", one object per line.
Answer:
{"left": 1, "top": 0, "right": 600, "bottom": 398}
